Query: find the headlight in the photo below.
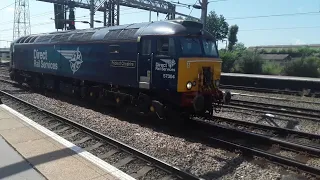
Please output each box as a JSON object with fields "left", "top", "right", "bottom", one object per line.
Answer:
{"left": 215, "top": 80, "right": 220, "bottom": 87}
{"left": 186, "top": 81, "right": 192, "bottom": 90}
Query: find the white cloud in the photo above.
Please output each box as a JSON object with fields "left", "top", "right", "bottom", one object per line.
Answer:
{"left": 293, "top": 38, "right": 306, "bottom": 45}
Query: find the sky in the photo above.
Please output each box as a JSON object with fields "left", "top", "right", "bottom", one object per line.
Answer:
{"left": 0, "top": 0, "right": 320, "bottom": 48}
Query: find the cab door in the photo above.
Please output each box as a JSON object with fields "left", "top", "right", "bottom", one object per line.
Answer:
{"left": 137, "top": 36, "right": 156, "bottom": 89}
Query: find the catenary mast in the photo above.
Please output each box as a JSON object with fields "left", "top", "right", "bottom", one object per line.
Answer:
{"left": 13, "top": 0, "right": 31, "bottom": 40}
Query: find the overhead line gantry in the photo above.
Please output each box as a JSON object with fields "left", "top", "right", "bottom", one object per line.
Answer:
{"left": 37, "top": 0, "right": 199, "bottom": 28}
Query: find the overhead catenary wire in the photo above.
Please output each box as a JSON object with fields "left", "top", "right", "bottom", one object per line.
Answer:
{"left": 240, "top": 25, "right": 320, "bottom": 32}
{"left": 226, "top": 11, "right": 320, "bottom": 20}
{"left": 0, "top": 2, "right": 15, "bottom": 11}
{"left": 0, "top": 9, "right": 148, "bottom": 33}
{"left": 188, "top": 0, "right": 199, "bottom": 16}
{"left": 1, "top": 1, "right": 320, "bottom": 34}
{"left": 2, "top": 19, "right": 320, "bottom": 34}
{"left": 0, "top": 21, "right": 52, "bottom": 33}
{"left": 2, "top": 1, "right": 319, "bottom": 25}
{"left": 208, "top": 0, "right": 228, "bottom": 3}
{"left": 0, "top": 0, "right": 37, "bottom": 11}
{"left": 167, "top": 1, "right": 320, "bottom": 21}
{"left": 0, "top": 11, "right": 54, "bottom": 26}
{"left": 0, "top": 6, "right": 138, "bottom": 26}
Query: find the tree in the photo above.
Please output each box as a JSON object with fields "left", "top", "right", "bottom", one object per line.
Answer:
{"left": 205, "top": 11, "right": 229, "bottom": 43}
{"left": 262, "top": 62, "right": 283, "bottom": 75}
{"left": 219, "top": 51, "right": 237, "bottom": 72}
{"left": 237, "top": 51, "right": 263, "bottom": 74}
{"left": 297, "top": 46, "right": 316, "bottom": 58}
{"left": 232, "top": 42, "right": 246, "bottom": 57}
{"left": 233, "top": 42, "right": 246, "bottom": 52}
{"left": 283, "top": 57, "right": 320, "bottom": 78}
{"left": 278, "top": 49, "right": 287, "bottom": 54}
{"left": 227, "top": 25, "right": 239, "bottom": 51}
{"left": 270, "top": 49, "right": 278, "bottom": 53}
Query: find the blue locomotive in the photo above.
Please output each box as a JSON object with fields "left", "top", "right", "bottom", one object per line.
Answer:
{"left": 9, "top": 20, "right": 231, "bottom": 119}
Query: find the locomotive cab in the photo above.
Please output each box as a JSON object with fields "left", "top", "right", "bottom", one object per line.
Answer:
{"left": 136, "top": 20, "right": 231, "bottom": 117}
{"left": 176, "top": 35, "right": 230, "bottom": 116}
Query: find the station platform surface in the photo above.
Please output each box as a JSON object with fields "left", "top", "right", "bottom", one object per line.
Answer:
{"left": 0, "top": 103, "right": 135, "bottom": 180}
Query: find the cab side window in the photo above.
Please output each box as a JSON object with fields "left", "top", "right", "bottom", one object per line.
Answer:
{"left": 141, "top": 39, "right": 151, "bottom": 55}
{"left": 156, "top": 37, "right": 175, "bottom": 56}
{"left": 109, "top": 45, "right": 120, "bottom": 53}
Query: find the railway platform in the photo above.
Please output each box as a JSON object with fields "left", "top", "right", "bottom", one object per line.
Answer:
{"left": 0, "top": 103, "right": 133, "bottom": 180}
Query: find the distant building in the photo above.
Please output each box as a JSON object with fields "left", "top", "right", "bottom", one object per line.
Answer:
{"left": 259, "top": 54, "right": 291, "bottom": 65}
{"left": 0, "top": 48, "right": 10, "bottom": 62}
{"left": 248, "top": 44, "right": 320, "bottom": 52}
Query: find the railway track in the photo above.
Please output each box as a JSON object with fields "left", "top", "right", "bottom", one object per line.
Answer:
{"left": 201, "top": 115, "right": 320, "bottom": 148}
{"left": 0, "top": 67, "right": 320, "bottom": 178}
{"left": 0, "top": 87, "right": 319, "bottom": 179}
{"left": 0, "top": 90, "right": 200, "bottom": 180}
{"left": 221, "top": 84, "right": 320, "bottom": 98}
{"left": 226, "top": 99, "right": 320, "bottom": 122}
{"left": 189, "top": 118, "right": 320, "bottom": 177}
{"left": 0, "top": 74, "right": 11, "bottom": 80}
{"left": 230, "top": 92, "right": 320, "bottom": 105}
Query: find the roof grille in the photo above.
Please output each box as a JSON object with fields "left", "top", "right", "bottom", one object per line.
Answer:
{"left": 118, "top": 29, "right": 138, "bottom": 39}
{"left": 35, "top": 35, "right": 54, "bottom": 43}
{"left": 29, "top": 36, "right": 38, "bottom": 43}
{"left": 51, "top": 34, "right": 72, "bottom": 42}
{"left": 69, "top": 33, "right": 85, "bottom": 41}
{"left": 79, "top": 32, "right": 95, "bottom": 41}
{"left": 104, "top": 30, "right": 122, "bottom": 40}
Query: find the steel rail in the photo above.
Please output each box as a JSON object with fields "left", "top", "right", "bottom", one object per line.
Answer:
{"left": 231, "top": 92, "right": 320, "bottom": 105}
{"left": 192, "top": 119, "right": 320, "bottom": 156}
{"left": 0, "top": 90, "right": 201, "bottom": 180}
{"left": 225, "top": 103, "right": 320, "bottom": 123}
{"left": 1, "top": 76, "right": 320, "bottom": 147}
{"left": 221, "top": 84, "right": 320, "bottom": 98}
{"left": 208, "top": 137, "right": 320, "bottom": 177}
{"left": 0, "top": 63, "right": 319, "bottom": 177}
{"left": 189, "top": 119, "right": 320, "bottom": 177}
{"left": 230, "top": 99, "right": 320, "bottom": 120}
{"left": 207, "top": 115, "right": 320, "bottom": 141}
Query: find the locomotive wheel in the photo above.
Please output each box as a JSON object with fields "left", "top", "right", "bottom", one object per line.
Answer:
{"left": 137, "top": 93, "right": 151, "bottom": 114}
{"left": 80, "top": 87, "right": 87, "bottom": 99}
{"left": 71, "top": 86, "right": 80, "bottom": 97}
{"left": 31, "top": 76, "right": 43, "bottom": 92}
{"left": 96, "top": 91, "right": 105, "bottom": 106}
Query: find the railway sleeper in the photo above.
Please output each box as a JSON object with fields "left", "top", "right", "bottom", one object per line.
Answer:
{"left": 0, "top": 93, "right": 200, "bottom": 180}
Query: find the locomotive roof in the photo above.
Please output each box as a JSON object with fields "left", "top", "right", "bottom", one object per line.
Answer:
{"left": 14, "top": 20, "right": 210, "bottom": 44}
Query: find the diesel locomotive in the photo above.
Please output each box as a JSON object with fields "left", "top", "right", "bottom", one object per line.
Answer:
{"left": 9, "top": 19, "right": 231, "bottom": 119}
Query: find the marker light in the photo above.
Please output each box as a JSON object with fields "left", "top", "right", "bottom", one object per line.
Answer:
{"left": 186, "top": 82, "right": 192, "bottom": 90}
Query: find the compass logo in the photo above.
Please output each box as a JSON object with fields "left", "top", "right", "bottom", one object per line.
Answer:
{"left": 155, "top": 59, "right": 176, "bottom": 72}
{"left": 160, "top": 59, "right": 176, "bottom": 69}
{"left": 57, "top": 47, "right": 83, "bottom": 74}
